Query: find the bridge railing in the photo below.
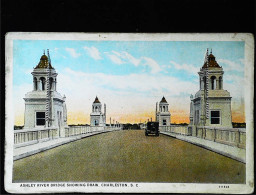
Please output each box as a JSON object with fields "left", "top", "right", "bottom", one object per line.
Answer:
{"left": 160, "top": 125, "right": 189, "bottom": 135}
{"left": 14, "top": 127, "right": 58, "bottom": 148}
{"left": 14, "top": 125, "right": 123, "bottom": 147}
{"left": 196, "top": 126, "right": 246, "bottom": 149}
{"left": 64, "top": 125, "right": 122, "bottom": 137}
{"left": 160, "top": 125, "right": 246, "bottom": 149}
{"left": 65, "top": 126, "right": 91, "bottom": 137}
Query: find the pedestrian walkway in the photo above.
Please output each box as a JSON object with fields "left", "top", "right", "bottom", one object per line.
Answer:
{"left": 160, "top": 131, "right": 246, "bottom": 163}
{"left": 14, "top": 130, "right": 114, "bottom": 161}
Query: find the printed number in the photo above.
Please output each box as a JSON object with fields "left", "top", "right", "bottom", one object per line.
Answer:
{"left": 219, "top": 185, "right": 229, "bottom": 188}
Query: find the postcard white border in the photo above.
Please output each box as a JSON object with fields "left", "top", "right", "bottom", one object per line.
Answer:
{"left": 5, "top": 32, "right": 254, "bottom": 194}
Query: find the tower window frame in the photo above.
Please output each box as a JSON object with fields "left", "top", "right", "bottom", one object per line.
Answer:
{"left": 210, "top": 110, "right": 221, "bottom": 124}
{"left": 94, "top": 119, "right": 99, "bottom": 126}
{"left": 35, "top": 111, "right": 46, "bottom": 126}
{"left": 163, "top": 119, "right": 167, "bottom": 125}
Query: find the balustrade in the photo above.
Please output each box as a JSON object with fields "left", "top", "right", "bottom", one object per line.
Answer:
{"left": 64, "top": 125, "right": 122, "bottom": 137}
{"left": 196, "top": 126, "right": 246, "bottom": 149}
{"left": 14, "top": 125, "right": 123, "bottom": 147}
{"left": 159, "top": 125, "right": 246, "bottom": 149}
{"left": 14, "top": 127, "right": 58, "bottom": 147}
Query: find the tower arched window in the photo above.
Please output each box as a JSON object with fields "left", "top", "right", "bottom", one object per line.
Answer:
{"left": 203, "top": 76, "right": 206, "bottom": 90}
{"left": 49, "top": 77, "right": 54, "bottom": 90}
{"left": 40, "top": 77, "right": 46, "bottom": 91}
{"left": 219, "top": 76, "right": 222, "bottom": 89}
{"left": 210, "top": 76, "right": 216, "bottom": 90}
{"left": 33, "top": 77, "right": 37, "bottom": 90}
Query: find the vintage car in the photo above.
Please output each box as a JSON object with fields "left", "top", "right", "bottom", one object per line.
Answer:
{"left": 145, "top": 122, "right": 159, "bottom": 136}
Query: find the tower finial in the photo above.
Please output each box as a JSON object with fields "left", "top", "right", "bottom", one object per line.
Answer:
{"left": 204, "top": 48, "right": 209, "bottom": 65}
{"left": 43, "top": 49, "right": 45, "bottom": 55}
{"left": 47, "top": 49, "right": 51, "bottom": 65}
{"left": 210, "top": 48, "right": 212, "bottom": 54}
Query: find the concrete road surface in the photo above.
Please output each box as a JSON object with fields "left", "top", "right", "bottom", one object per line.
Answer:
{"left": 13, "top": 130, "right": 245, "bottom": 183}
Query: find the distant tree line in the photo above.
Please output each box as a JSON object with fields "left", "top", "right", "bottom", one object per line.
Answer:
{"left": 14, "top": 126, "right": 24, "bottom": 130}
{"left": 232, "top": 122, "right": 246, "bottom": 128}
{"left": 68, "top": 124, "right": 90, "bottom": 126}
{"left": 123, "top": 123, "right": 141, "bottom": 130}
{"left": 171, "top": 123, "right": 188, "bottom": 126}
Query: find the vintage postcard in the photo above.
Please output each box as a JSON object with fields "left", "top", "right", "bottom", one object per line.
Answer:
{"left": 5, "top": 33, "right": 254, "bottom": 193}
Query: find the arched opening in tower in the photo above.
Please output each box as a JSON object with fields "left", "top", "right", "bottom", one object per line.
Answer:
{"left": 39, "top": 77, "right": 46, "bottom": 91}
{"left": 219, "top": 76, "right": 222, "bottom": 90}
{"left": 203, "top": 76, "right": 206, "bottom": 90}
{"left": 49, "top": 77, "right": 54, "bottom": 90}
{"left": 33, "top": 77, "right": 37, "bottom": 91}
{"left": 210, "top": 76, "right": 217, "bottom": 90}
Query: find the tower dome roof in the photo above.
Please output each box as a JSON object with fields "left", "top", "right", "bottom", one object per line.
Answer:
{"left": 93, "top": 96, "right": 101, "bottom": 103}
{"left": 202, "top": 52, "right": 221, "bottom": 69}
{"left": 35, "top": 52, "right": 54, "bottom": 69}
{"left": 160, "top": 96, "right": 167, "bottom": 103}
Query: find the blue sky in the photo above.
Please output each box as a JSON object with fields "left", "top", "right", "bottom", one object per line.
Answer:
{"left": 13, "top": 40, "right": 245, "bottom": 124}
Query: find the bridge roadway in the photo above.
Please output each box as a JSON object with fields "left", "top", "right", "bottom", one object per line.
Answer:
{"left": 13, "top": 130, "right": 245, "bottom": 183}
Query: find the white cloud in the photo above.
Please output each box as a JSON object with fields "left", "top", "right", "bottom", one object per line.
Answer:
{"left": 105, "top": 52, "right": 124, "bottom": 64}
{"left": 106, "top": 51, "right": 141, "bottom": 65}
{"left": 225, "top": 74, "right": 244, "bottom": 82}
{"left": 83, "top": 46, "right": 102, "bottom": 60}
{"left": 65, "top": 48, "right": 81, "bottom": 58}
{"left": 218, "top": 59, "right": 244, "bottom": 72}
{"left": 52, "top": 48, "right": 67, "bottom": 59}
{"left": 122, "top": 51, "right": 141, "bottom": 66}
{"left": 170, "top": 61, "right": 198, "bottom": 75}
{"left": 105, "top": 51, "right": 161, "bottom": 73}
{"left": 60, "top": 68, "right": 197, "bottom": 98}
{"left": 23, "top": 68, "right": 33, "bottom": 75}
{"left": 54, "top": 68, "right": 199, "bottom": 120}
{"left": 142, "top": 57, "right": 162, "bottom": 73}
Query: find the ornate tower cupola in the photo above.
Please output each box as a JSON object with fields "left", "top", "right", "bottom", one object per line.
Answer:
{"left": 199, "top": 49, "right": 224, "bottom": 91}
{"left": 159, "top": 96, "right": 168, "bottom": 112}
{"left": 92, "top": 96, "right": 102, "bottom": 113}
{"left": 32, "top": 50, "right": 57, "bottom": 92}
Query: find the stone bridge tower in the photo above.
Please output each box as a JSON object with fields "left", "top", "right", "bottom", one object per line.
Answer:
{"left": 156, "top": 96, "right": 171, "bottom": 129}
{"left": 23, "top": 50, "right": 68, "bottom": 137}
{"left": 189, "top": 49, "right": 232, "bottom": 135}
{"left": 90, "top": 96, "right": 106, "bottom": 127}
